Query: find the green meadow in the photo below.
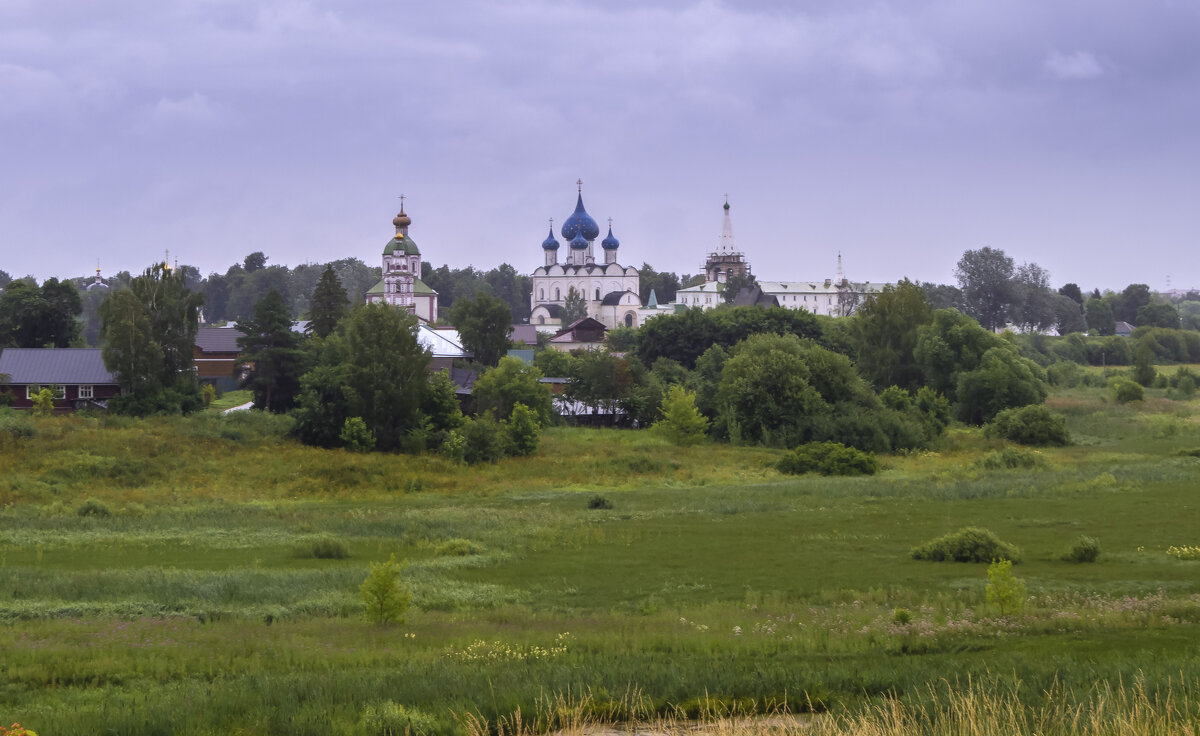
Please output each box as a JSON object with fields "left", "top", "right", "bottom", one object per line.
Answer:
{"left": 3, "top": 375, "right": 1200, "bottom": 735}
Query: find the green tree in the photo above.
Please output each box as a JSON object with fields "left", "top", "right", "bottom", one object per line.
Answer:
{"left": 1085, "top": 297, "right": 1116, "bottom": 335}
{"left": 293, "top": 303, "right": 431, "bottom": 451}
{"left": 653, "top": 385, "right": 710, "bottom": 445}
{"left": 450, "top": 293, "right": 512, "bottom": 367}
{"left": 561, "top": 286, "right": 589, "bottom": 325}
{"left": 639, "top": 262, "right": 683, "bottom": 304}
{"left": 1009, "top": 262, "right": 1057, "bottom": 333}
{"left": 1132, "top": 341, "right": 1157, "bottom": 387}
{"left": 1058, "top": 283, "right": 1084, "bottom": 304}
{"left": 471, "top": 356, "right": 554, "bottom": 424}
{"left": 507, "top": 402, "right": 541, "bottom": 455}
{"left": 99, "top": 289, "right": 164, "bottom": 393}
{"left": 243, "top": 251, "right": 268, "bottom": 273}
{"left": 721, "top": 272, "right": 759, "bottom": 304}
{"left": 1136, "top": 301, "right": 1180, "bottom": 329}
{"left": 0, "top": 278, "right": 82, "bottom": 348}
{"left": 340, "top": 303, "right": 430, "bottom": 451}
{"left": 1112, "top": 283, "right": 1152, "bottom": 324}
{"left": 307, "top": 265, "right": 348, "bottom": 338}
{"left": 124, "top": 263, "right": 205, "bottom": 382}
{"left": 913, "top": 309, "right": 1006, "bottom": 401}
{"left": 1052, "top": 293, "right": 1087, "bottom": 335}
{"left": 954, "top": 346, "right": 1049, "bottom": 424}
{"left": 985, "top": 559, "right": 1026, "bottom": 616}
{"left": 955, "top": 247, "right": 1014, "bottom": 331}
{"left": 564, "top": 350, "right": 647, "bottom": 424}
{"left": 359, "top": 554, "right": 411, "bottom": 625}
{"left": 238, "top": 289, "right": 308, "bottom": 412}
{"left": 850, "top": 279, "right": 933, "bottom": 390}
{"left": 98, "top": 264, "right": 205, "bottom": 415}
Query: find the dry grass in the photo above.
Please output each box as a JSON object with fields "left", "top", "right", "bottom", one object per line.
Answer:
{"left": 461, "top": 679, "right": 1200, "bottom": 736}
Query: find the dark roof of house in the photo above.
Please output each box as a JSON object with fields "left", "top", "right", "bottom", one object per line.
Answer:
{"left": 732, "top": 286, "right": 779, "bottom": 309}
{"left": 195, "top": 327, "right": 246, "bottom": 353}
{"left": 540, "top": 304, "right": 563, "bottom": 318}
{"left": 1115, "top": 321, "right": 1135, "bottom": 334}
{"left": 509, "top": 324, "right": 538, "bottom": 345}
{"left": 449, "top": 367, "right": 477, "bottom": 395}
{"left": 0, "top": 348, "right": 116, "bottom": 385}
{"left": 600, "top": 290, "right": 630, "bottom": 306}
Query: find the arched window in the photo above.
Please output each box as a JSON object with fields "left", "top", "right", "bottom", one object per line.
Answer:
{"left": 595, "top": 288, "right": 600, "bottom": 300}
{"left": 555, "top": 287, "right": 560, "bottom": 300}
{"left": 539, "top": 288, "right": 544, "bottom": 301}
{"left": 624, "top": 313, "right": 634, "bottom": 327}
{"left": 538, "top": 316, "right": 545, "bottom": 325}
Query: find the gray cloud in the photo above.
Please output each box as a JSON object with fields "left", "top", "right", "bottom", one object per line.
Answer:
{"left": 1, "top": 0, "right": 1199, "bottom": 292}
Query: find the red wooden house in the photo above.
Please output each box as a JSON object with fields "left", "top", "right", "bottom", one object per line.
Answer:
{"left": 0, "top": 348, "right": 121, "bottom": 411}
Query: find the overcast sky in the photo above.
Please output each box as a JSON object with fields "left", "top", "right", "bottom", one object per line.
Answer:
{"left": 3, "top": 0, "right": 1198, "bottom": 293}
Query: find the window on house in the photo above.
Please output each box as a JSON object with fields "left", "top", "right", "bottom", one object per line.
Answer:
{"left": 555, "top": 288, "right": 561, "bottom": 300}
{"left": 595, "top": 288, "right": 600, "bottom": 300}
{"left": 625, "top": 313, "right": 634, "bottom": 327}
{"left": 78, "top": 385, "right": 94, "bottom": 399}
{"left": 539, "top": 288, "right": 544, "bottom": 300}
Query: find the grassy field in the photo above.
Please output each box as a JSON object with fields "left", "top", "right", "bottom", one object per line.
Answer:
{"left": 3, "top": 377, "right": 1200, "bottom": 734}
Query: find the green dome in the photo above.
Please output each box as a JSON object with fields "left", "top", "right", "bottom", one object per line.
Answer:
{"left": 383, "top": 235, "right": 421, "bottom": 256}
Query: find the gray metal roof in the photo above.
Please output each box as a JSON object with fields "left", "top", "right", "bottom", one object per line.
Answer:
{"left": 195, "top": 327, "right": 245, "bottom": 353}
{"left": 0, "top": 348, "right": 117, "bottom": 385}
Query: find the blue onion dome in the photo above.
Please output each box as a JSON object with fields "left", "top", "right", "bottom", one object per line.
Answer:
{"left": 569, "top": 229, "right": 589, "bottom": 250}
{"left": 561, "top": 193, "right": 600, "bottom": 241}
{"left": 601, "top": 225, "right": 619, "bottom": 250}
{"left": 542, "top": 226, "right": 560, "bottom": 250}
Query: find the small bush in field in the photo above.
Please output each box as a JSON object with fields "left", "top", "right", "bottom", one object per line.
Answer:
{"left": 985, "top": 405, "right": 1070, "bottom": 446}
{"left": 293, "top": 536, "right": 350, "bottom": 559}
{"left": 587, "top": 494, "right": 613, "bottom": 510}
{"left": 340, "top": 417, "right": 375, "bottom": 453}
{"left": 434, "top": 538, "right": 483, "bottom": 556}
{"left": 1062, "top": 535, "right": 1101, "bottom": 563}
{"left": 361, "top": 701, "right": 438, "bottom": 736}
{"left": 1112, "top": 379, "right": 1144, "bottom": 403}
{"left": 77, "top": 498, "right": 112, "bottom": 518}
{"left": 911, "top": 526, "right": 1021, "bottom": 564}
{"left": 1167, "top": 546, "right": 1200, "bottom": 561}
{"left": 776, "top": 442, "right": 878, "bottom": 476}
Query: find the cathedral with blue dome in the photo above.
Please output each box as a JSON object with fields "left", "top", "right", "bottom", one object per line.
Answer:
{"left": 530, "top": 181, "right": 642, "bottom": 330}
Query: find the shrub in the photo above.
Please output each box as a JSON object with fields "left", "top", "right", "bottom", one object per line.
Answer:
{"left": 985, "top": 404, "right": 1070, "bottom": 446}
{"left": 440, "top": 429, "right": 466, "bottom": 463}
{"left": 1112, "top": 379, "right": 1144, "bottom": 403}
{"left": 911, "top": 526, "right": 1021, "bottom": 564}
{"left": 506, "top": 402, "right": 541, "bottom": 456}
{"left": 361, "top": 701, "right": 438, "bottom": 736}
{"left": 293, "top": 536, "right": 350, "bottom": 559}
{"left": 0, "top": 409, "right": 36, "bottom": 442}
{"left": 977, "top": 447, "right": 1045, "bottom": 470}
{"left": 892, "top": 607, "right": 912, "bottom": 625}
{"left": 1062, "top": 535, "right": 1101, "bottom": 563}
{"left": 434, "top": 538, "right": 483, "bottom": 556}
{"left": 985, "top": 558, "right": 1027, "bottom": 615}
{"left": 340, "top": 417, "right": 376, "bottom": 453}
{"left": 587, "top": 494, "right": 613, "bottom": 510}
{"left": 461, "top": 413, "right": 508, "bottom": 464}
{"left": 360, "top": 554, "right": 411, "bottom": 625}
{"left": 776, "top": 441, "right": 879, "bottom": 476}
{"left": 1046, "top": 361, "right": 1082, "bottom": 388}
{"left": 653, "top": 385, "right": 710, "bottom": 445}
{"left": 77, "top": 498, "right": 112, "bottom": 518}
